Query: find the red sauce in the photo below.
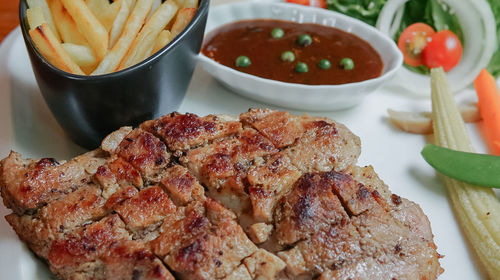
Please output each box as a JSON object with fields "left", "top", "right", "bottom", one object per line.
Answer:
{"left": 202, "top": 19, "right": 384, "bottom": 85}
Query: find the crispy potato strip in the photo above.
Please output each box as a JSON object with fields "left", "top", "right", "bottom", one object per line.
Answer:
{"left": 29, "top": 23, "right": 84, "bottom": 75}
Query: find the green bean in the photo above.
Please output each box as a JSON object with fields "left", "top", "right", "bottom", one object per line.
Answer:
{"left": 421, "top": 144, "right": 500, "bottom": 188}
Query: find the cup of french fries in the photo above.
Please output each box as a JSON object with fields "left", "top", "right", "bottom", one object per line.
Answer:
{"left": 19, "top": 0, "right": 209, "bottom": 149}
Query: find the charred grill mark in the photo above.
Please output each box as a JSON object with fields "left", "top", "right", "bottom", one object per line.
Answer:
{"left": 150, "top": 113, "right": 218, "bottom": 144}
{"left": 248, "top": 185, "right": 271, "bottom": 198}
{"left": 294, "top": 194, "right": 315, "bottom": 224}
{"left": 391, "top": 194, "right": 402, "bottom": 206}
{"left": 164, "top": 174, "right": 195, "bottom": 192}
{"left": 205, "top": 153, "right": 233, "bottom": 176}
{"left": 176, "top": 237, "right": 205, "bottom": 266}
{"left": 153, "top": 264, "right": 164, "bottom": 277}
{"left": 187, "top": 216, "right": 208, "bottom": 233}
{"left": 132, "top": 269, "right": 141, "bottom": 280}
{"left": 38, "top": 158, "right": 59, "bottom": 167}
{"left": 117, "top": 130, "right": 169, "bottom": 176}
{"left": 357, "top": 184, "right": 371, "bottom": 200}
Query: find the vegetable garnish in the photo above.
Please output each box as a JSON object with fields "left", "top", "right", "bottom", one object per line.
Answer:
{"left": 430, "top": 67, "right": 500, "bottom": 279}
{"left": 271, "top": 27, "right": 284, "bottom": 39}
{"left": 474, "top": 69, "right": 500, "bottom": 155}
{"left": 422, "top": 30, "right": 462, "bottom": 72}
{"left": 422, "top": 144, "right": 500, "bottom": 188}
{"left": 327, "top": 0, "right": 387, "bottom": 26}
{"left": 339, "top": 57, "right": 354, "bottom": 70}
{"left": 397, "top": 23, "right": 434, "bottom": 67}
{"left": 294, "top": 62, "right": 309, "bottom": 73}
{"left": 486, "top": 0, "right": 500, "bottom": 76}
{"left": 318, "top": 59, "right": 331, "bottom": 70}
{"left": 397, "top": 22, "right": 462, "bottom": 72}
{"left": 297, "top": 34, "right": 312, "bottom": 46}
{"left": 281, "top": 51, "right": 296, "bottom": 62}
{"left": 235, "top": 55, "right": 251, "bottom": 68}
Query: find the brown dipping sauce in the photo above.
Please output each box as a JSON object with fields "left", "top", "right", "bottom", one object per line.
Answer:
{"left": 202, "top": 19, "right": 384, "bottom": 85}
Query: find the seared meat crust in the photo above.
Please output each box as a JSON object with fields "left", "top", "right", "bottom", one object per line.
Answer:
{"left": 0, "top": 109, "right": 440, "bottom": 280}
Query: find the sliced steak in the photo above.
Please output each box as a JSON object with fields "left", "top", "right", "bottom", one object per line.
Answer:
{"left": 0, "top": 109, "right": 440, "bottom": 280}
{"left": 141, "top": 112, "right": 242, "bottom": 152}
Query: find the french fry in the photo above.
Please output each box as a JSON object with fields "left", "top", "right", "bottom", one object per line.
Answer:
{"left": 62, "top": 43, "right": 97, "bottom": 67}
{"left": 170, "top": 8, "right": 197, "bottom": 37}
{"left": 29, "top": 23, "right": 84, "bottom": 75}
{"left": 148, "top": 0, "right": 162, "bottom": 20}
{"left": 180, "top": 0, "right": 198, "bottom": 8}
{"left": 47, "top": 0, "right": 88, "bottom": 46}
{"left": 27, "top": 7, "right": 46, "bottom": 30}
{"left": 86, "top": 0, "right": 121, "bottom": 32}
{"left": 27, "top": 0, "right": 60, "bottom": 42}
{"left": 60, "top": 0, "right": 109, "bottom": 60}
{"left": 109, "top": 0, "right": 133, "bottom": 48}
{"left": 120, "top": 1, "right": 178, "bottom": 69}
{"left": 92, "top": 0, "right": 153, "bottom": 75}
{"left": 152, "top": 30, "right": 172, "bottom": 54}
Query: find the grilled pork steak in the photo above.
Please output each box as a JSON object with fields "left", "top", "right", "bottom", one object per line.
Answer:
{"left": 0, "top": 109, "right": 441, "bottom": 279}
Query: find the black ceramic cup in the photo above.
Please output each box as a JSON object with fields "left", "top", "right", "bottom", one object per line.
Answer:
{"left": 19, "top": 0, "right": 210, "bottom": 149}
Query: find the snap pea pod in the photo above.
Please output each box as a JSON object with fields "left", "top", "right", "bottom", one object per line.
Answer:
{"left": 421, "top": 144, "right": 500, "bottom": 188}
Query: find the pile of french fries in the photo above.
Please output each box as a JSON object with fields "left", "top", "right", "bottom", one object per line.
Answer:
{"left": 26, "top": 0, "right": 198, "bottom": 75}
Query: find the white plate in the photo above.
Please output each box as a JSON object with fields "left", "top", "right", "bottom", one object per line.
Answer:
{"left": 198, "top": 1, "right": 403, "bottom": 111}
{"left": 0, "top": 15, "right": 496, "bottom": 280}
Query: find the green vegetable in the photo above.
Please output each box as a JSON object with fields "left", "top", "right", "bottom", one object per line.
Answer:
{"left": 429, "top": 67, "right": 500, "bottom": 280}
{"left": 486, "top": 0, "right": 500, "bottom": 76}
{"left": 295, "top": 62, "right": 309, "bottom": 73}
{"left": 297, "top": 34, "right": 312, "bottom": 46}
{"left": 339, "top": 57, "right": 354, "bottom": 70}
{"left": 235, "top": 56, "right": 251, "bottom": 68}
{"left": 281, "top": 51, "right": 295, "bottom": 62}
{"left": 326, "top": 0, "right": 387, "bottom": 26}
{"left": 421, "top": 144, "right": 500, "bottom": 188}
{"left": 318, "top": 59, "right": 331, "bottom": 70}
{"left": 271, "top": 28, "right": 284, "bottom": 39}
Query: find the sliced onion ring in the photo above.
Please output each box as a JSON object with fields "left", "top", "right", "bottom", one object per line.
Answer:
{"left": 377, "top": 0, "right": 497, "bottom": 95}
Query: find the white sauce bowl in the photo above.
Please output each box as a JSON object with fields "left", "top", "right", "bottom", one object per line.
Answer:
{"left": 198, "top": 0, "right": 403, "bottom": 111}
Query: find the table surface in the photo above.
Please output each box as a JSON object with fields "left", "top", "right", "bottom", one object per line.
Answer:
{"left": 0, "top": 0, "right": 19, "bottom": 42}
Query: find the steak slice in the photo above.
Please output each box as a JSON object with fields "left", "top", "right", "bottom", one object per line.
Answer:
{"left": 151, "top": 198, "right": 258, "bottom": 279}
{"left": 273, "top": 170, "right": 441, "bottom": 279}
{"left": 0, "top": 109, "right": 441, "bottom": 280}
{"left": 0, "top": 150, "right": 106, "bottom": 214}
{"left": 141, "top": 112, "right": 242, "bottom": 152}
{"left": 181, "top": 128, "right": 278, "bottom": 214}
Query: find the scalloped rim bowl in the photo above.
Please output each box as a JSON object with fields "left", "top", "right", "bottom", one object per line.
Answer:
{"left": 198, "top": 1, "right": 403, "bottom": 111}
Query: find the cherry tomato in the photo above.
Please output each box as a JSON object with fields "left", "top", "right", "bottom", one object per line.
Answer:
{"left": 398, "top": 23, "right": 435, "bottom": 67}
{"left": 422, "top": 30, "right": 463, "bottom": 72}
{"left": 286, "top": 0, "right": 310, "bottom": 5}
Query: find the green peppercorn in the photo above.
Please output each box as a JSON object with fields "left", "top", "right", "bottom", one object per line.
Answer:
{"left": 281, "top": 51, "right": 296, "bottom": 62}
{"left": 339, "top": 57, "right": 354, "bottom": 70}
{"left": 318, "top": 59, "right": 331, "bottom": 70}
{"left": 294, "top": 62, "right": 308, "bottom": 73}
{"left": 235, "top": 55, "right": 251, "bottom": 68}
{"left": 271, "top": 28, "right": 284, "bottom": 39}
{"left": 297, "top": 34, "right": 312, "bottom": 46}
